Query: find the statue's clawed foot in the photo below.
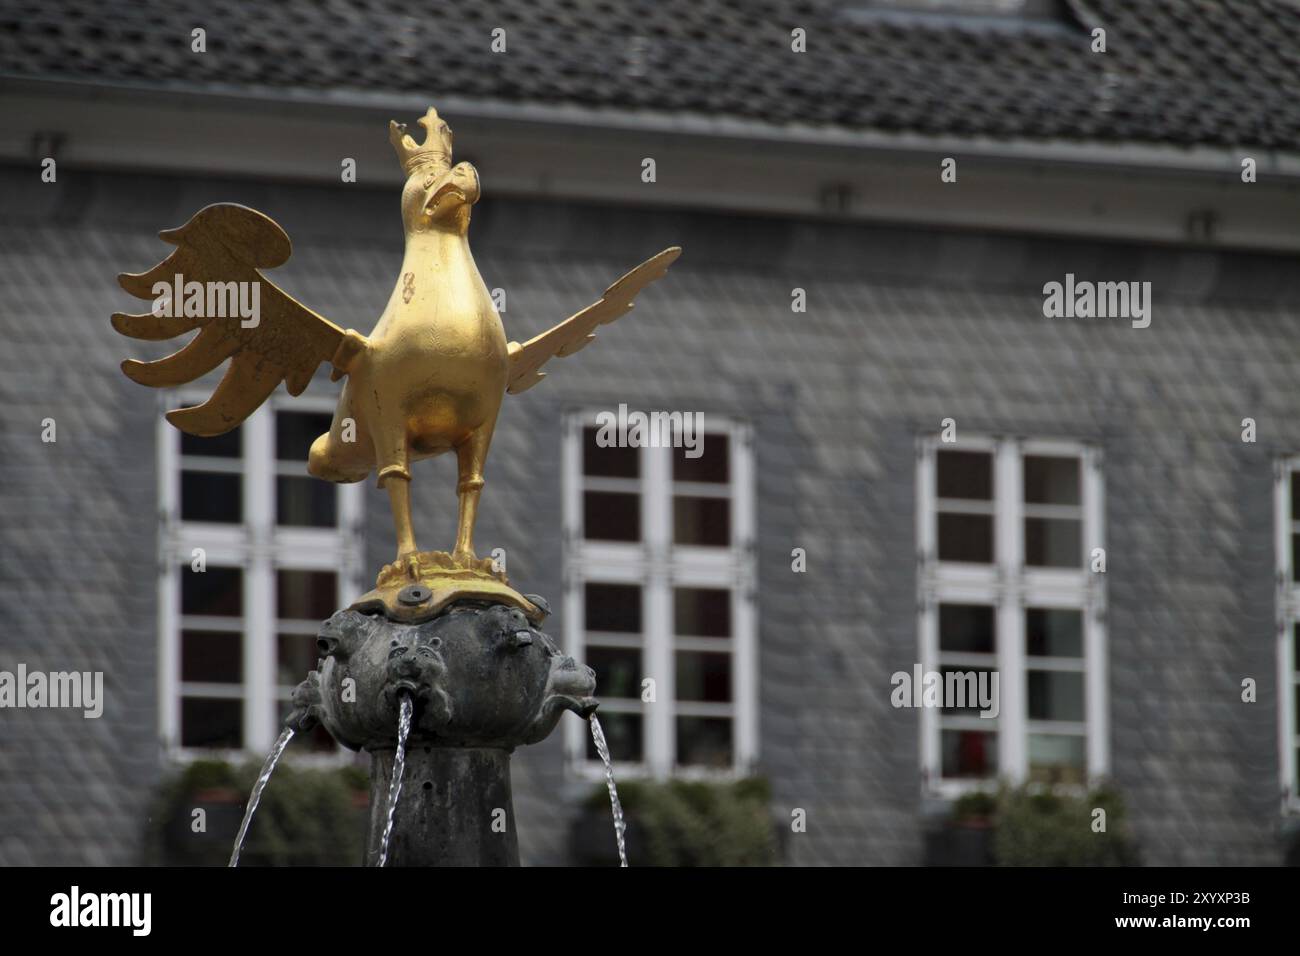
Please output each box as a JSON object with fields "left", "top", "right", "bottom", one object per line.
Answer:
{"left": 400, "top": 551, "right": 422, "bottom": 580}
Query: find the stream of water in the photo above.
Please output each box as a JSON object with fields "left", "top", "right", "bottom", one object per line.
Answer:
{"left": 376, "top": 692, "right": 413, "bottom": 867}
{"left": 589, "top": 715, "right": 628, "bottom": 867}
{"left": 227, "top": 726, "right": 295, "bottom": 867}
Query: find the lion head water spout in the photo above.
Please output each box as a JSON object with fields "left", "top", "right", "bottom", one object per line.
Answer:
{"left": 287, "top": 594, "right": 597, "bottom": 866}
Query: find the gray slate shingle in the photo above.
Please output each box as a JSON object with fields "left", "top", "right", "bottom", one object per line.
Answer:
{"left": 1, "top": 0, "right": 1298, "bottom": 149}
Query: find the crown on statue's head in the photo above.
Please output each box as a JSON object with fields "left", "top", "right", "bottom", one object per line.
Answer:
{"left": 389, "top": 107, "right": 454, "bottom": 178}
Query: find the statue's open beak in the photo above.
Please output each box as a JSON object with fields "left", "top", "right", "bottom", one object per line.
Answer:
{"left": 431, "top": 183, "right": 467, "bottom": 207}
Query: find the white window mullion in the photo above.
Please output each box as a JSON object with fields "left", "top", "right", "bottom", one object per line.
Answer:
{"left": 561, "top": 417, "right": 586, "bottom": 769}
{"left": 158, "top": 416, "right": 181, "bottom": 751}
{"left": 919, "top": 596, "right": 940, "bottom": 784}
{"left": 998, "top": 598, "right": 1026, "bottom": 782}
{"left": 731, "top": 423, "right": 757, "bottom": 771}
{"left": 158, "top": 563, "right": 180, "bottom": 751}
{"left": 563, "top": 416, "right": 584, "bottom": 549}
{"left": 244, "top": 408, "right": 275, "bottom": 753}
{"left": 1084, "top": 447, "right": 1109, "bottom": 780}
{"left": 732, "top": 588, "right": 757, "bottom": 772}
{"left": 917, "top": 441, "right": 936, "bottom": 569}
{"left": 996, "top": 441, "right": 1026, "bottom": 782}
{"left": 337, "top": 478, "right": 366, "bottom": 600}
{"left": 645, "top": 442, "right": 674, "bottom": 779}
{"left": 916, "top": 441, "right": 939, "bottom": 783}
{"left": 1276, "top": 461, "right": 1297, "bottom": 806}
{"left": 1277, "top": 460, "right": 1292, "bottom": 583}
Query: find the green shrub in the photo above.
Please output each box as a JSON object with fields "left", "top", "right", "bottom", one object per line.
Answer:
{"left": 951, "top": 789, "right": 997, "bottom": 823}
{"left": 584, "top": 777, "right": 779, "bottom": 866}
{"left": 990, "top": 784, "right": 1139, "bottom": 866}
{"left": 146, "top": 758, "right": 368, "bottom": 866}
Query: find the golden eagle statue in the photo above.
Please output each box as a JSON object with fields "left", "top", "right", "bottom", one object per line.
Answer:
{"left": 113, "top": 107, "right": 680, "bottom": 621}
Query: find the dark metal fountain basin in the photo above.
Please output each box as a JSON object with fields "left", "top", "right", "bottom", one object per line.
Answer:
{"left": 286, "top": 598, "right": 597, "bottom": 866}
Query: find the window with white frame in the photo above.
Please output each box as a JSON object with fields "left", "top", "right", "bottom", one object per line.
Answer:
{"left": 159, "top": 393, "right": 363, "bottom": 757}
{"left": 1275, "top": 459, "right": 1300, "bottom": 807}
{"left": 916, "top": 437, "right": 1107, "bottom": 793}
{"left": 562, "top": 413, "right": 756, "bottom": 777}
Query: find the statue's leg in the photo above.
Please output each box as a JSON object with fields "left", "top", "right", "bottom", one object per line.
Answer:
{"left": 383, "top": 473, "right": 417, "bottom": 561}
{"left": 374, "top": 424, "right": 416, "bottom": 562}
{"left": 452, "top": 423, "right": 494, "bottom": 562}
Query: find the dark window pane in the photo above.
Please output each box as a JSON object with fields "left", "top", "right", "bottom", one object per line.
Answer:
{"left": 1024, "top": 455, "right": 1080, "bottom": 505}
{"left": 180, "top": 471, "right": 242, "bottom": 523}
{"left": 181, "top": 566, "right": 242, "bottom": 616}
{"left": 937, "top": 450, "right": 992, "bottom": 500}
{"left": 276, "top": 411, "right": 332, "bottom": 462}
{"left": 181, "top": 697, "right": 242, "bottom": 749}
{"left": 1026, "top": 608, "right": 1083, "bottom": 657}
{"left": 673, "top": 496, "right": 730, "bottom": 546}
{"left": 583, "top": 491, "right": 640, "bottom": 541}
{"left": 674, "top": 587, "right": 731, "bottom": 638}
{"left": 1293, "top": 534, "right": 1300, "bottom": 583}
{"left": 585, "top": 583, "right": 641, "bottom": 633}
{"left": 1027, "top": 734, "right": 1086, "bottom": 785}
{"left": 1025, "top": 517, "right": 1082, "bottom": 567}
{"left": 1291, "top": 474, "right": 1299, "bottom": 521}
{"left": 1027, "top": 671, "right": 1085, "bottom": 721}
{"left": 673, "top": 434, "right": 729, "bottom": 483}
{"left": 938, "top": 513, "right": 993, "bottom": 562}
{"left": 583, "top": 426, "right": 639, "bottom": 478}
{"left": 277, "top": 633, "right": 321, "bottom": 687}
{"left": 181, "top": 428, "right": 241, "bottom": 458}
{"left": 941, "top": 729, "right": 996, "bottom": 779}
{"left": 939, "top": 603, "right": 995, "bottom": 654}
{"left": 938, "top": 667, "right": 997, "bottom": 715}
{"left": 675, "top": 651, "right": 732, "bottom": 703}
{"left": 181, "top": 630, "right": 242, "bottom": 684}
{"left": 675, "top": 716, "right": 732, "bottom": 768}
{"left": 276, "top": 570, "right": 338, "bottom": 620}
{"left": 585, "top": 646, "right": 641, "bottom": 699}
{"left": 277, "top": 475, "right": 337, "bottom": 527}
{"left": 586, "top": 711, "right": 642, "bottom": 762}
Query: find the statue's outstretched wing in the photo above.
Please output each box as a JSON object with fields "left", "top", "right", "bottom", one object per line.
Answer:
{"left": 505, "top": 247, "right": 681, "bottom": 395}
{"left": 113, "top": 203, "right": 363, "bottom": 437}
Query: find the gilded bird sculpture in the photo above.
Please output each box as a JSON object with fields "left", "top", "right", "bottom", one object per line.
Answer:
{"left": 113, "top": 106, "right": 681, "bottom": 621}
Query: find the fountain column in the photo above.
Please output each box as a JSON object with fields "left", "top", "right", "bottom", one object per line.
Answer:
{"left": 366, "top": 747, "right": 518, "bottom": 866}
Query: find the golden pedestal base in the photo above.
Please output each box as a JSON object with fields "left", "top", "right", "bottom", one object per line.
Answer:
{"left": 348, "top": 551, "right": 544, "bottom": 625}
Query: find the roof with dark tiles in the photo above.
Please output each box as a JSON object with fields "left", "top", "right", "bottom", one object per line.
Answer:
{"left": 1, "top": 0, "right": 1298, "bottom": 150}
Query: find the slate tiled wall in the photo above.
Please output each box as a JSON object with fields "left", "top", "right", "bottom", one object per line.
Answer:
{"left": 2, "top": 165, "right": 1296, "bottom": 865}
